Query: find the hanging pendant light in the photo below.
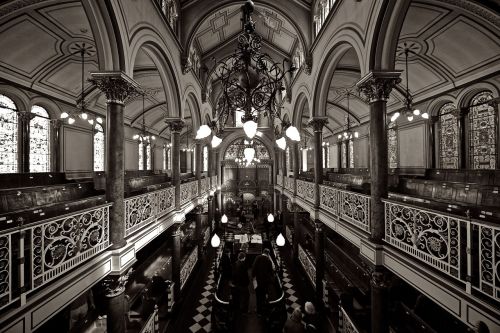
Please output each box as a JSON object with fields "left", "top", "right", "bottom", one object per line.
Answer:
{"left": 285, "top": 125, "right": 301, "bottom": 141}
{"left": 196, "top": 124, "right": 212, "bottom": 139}
{"left": 221, "top": 214, "right": 228, "bottom": 224}
{"left": 276, "top": 233, "right": 285, "bottom": 247}
{"left": 211, "top": 233, "right": 221, "bottom": 248}
{"left": 267, "top": 213, "right": 274, "bottom": 223}
{"left": 211, "top": 135, "right": 222, "bottom": 148}
{"left": 243, "top": 119, "right": 258, "bottom": 139}
{"left": 276, "top": 136, "right": 287, "bottom": 150}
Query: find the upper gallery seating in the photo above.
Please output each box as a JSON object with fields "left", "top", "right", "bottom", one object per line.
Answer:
{"left": 94, "top": 170, "right": 173, "bottom": 196}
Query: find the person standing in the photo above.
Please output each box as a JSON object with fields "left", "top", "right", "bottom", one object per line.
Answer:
{"left": 219, "top": 248, "right": 232, "bottom": 281}
{"left": 232, "top": 251, "right": 250, "bottom": 313}
{"left": 252, "top": 248, "right": 274, "bottom": 315}
{"left": 284, "top": 307, "right": 305, "bottom": 333}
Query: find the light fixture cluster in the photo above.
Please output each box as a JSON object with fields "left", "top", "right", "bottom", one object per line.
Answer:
{"left": 60, "top": 111, "right": 103, "bottom": 126}
{"left": 392, "top": 42, "right": 429, "bottom": 123}
{"left": 133, "top": 93, "right": 156, "bottom": 142}
{"left": 275, "top": 122, "right": 301, "bottom": 151}
{"left": 337, "top": 130, "right": 359, "bottom": 141}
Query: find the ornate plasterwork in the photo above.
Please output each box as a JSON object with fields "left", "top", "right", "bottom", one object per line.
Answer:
{"left": 356, "top": 71, "right": 402, "bottom": 103}
{"left": 89, "top": 72, "right": 141, "bottom": 105}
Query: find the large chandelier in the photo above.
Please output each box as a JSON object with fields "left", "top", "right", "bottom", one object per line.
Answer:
{"left": 391, "top": 42, "right": 428, "bottom": 122}
{"left": 196, "top": 0, "right": 300, "bottom": 145}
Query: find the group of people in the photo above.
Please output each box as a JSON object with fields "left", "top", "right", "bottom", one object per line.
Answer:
{"left": 219, "top": 247, "right": 277, "bottom": 316}
{"left": 284, "top": 302, "right": 319, "bottom": 333}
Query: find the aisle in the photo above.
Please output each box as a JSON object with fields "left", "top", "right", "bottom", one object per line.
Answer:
{"left": 165, "top": 245, "right": 306, "bottom": 333}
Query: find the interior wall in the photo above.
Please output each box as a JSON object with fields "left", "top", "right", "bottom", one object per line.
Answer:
{"left": 354, "top": 136, "right": 369, "bottom": 168}
{"left": 398, "top": 123, "right": 427, "bottom": 168}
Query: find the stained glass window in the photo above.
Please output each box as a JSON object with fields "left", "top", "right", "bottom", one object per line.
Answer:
{"left": 0, "top": 95, "right": 17, "bottom": 173}
{"left": 163, "top": 146, "right": 167, "bottom": 170}
{"left": 341, "top": 141, "right": 347, "bottom": 168}
{"left": 138, "top": 142, "right": 144, "bottom": 170}
{"left": 286, "top": 147, "right": 291, "bottom": 171}
{"left": 322, "top": 147, "right": 326, "bottom": 168}
{"left": 348, "top": 139, "right": 354, "bottom": 168}
{"left": 388, "top": 122, "right": 398, "bottom": 169}
{"left": 438, "top": 103, "right": 458, "bottom": 169}
{"left": 146, "top": 144, "right": 151, "bottom": 170}
{"left": 469, "top": 91, "right": 496, "bottom": 169}
{"left": 168, "top": 148, "right": 172, "bottom": 169}
{"left": 94, "top": 124, "right": 105, "bottom": 171}
{"left": 203, "top": 146, "right": 208, "bottom": 172}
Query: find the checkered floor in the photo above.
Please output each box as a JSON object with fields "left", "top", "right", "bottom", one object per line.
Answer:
{"left": 282, "top": 266, "right": 302, "bottom": 315}
{"left": 188, "top": 262, "right": 216, "bottom": 333}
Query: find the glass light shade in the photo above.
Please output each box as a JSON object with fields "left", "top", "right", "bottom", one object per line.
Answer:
{"left": 80, "top": 112, "right": 88, "bottom": 120}
{"left": 267, "top": 213, "right": 274, "bottom": 223}
{"left": 421, "top": 112, "right": 429, "bottom": 119}
{"left": 133, "top": 134, "right": 139, "bottom": 140}
{"left": 211, "top": 233, "right": 221, "bottom": 248}
{"left": 354, "top": 132, "right": 359, "bottom": 138}
{"left": 276, "top": 137, "right": 287, "bottom": 150}
{"left": 210, "top": 190, "right": 215, "bottom": 196}
{"left": 244, "top": 147, "right": 255, "bottom": 164}
{"left": 88, "top": 119, "right": 94, "bottom": 125}
{"left": 68, "top": 117, "right": 75, "bottom": 125}
{"left": 211, "top": 135, "right": 222, "bottom": 148}
{"left": 413, "top": 109, "right": 420, "bottom": 116}
{"left": 243, "top": 120, "right": 258, "bottom": 139}
{"left": 151, "top": 136, "right": 156, "bottom": 140}
{"left": 285, "top": 126, "right": 301, "bottom": 141}
{"left": 196, "top": 125, "right": 212, "bottom": 139}
{"left": 391, "top": 112, "right": 400, "bottom": 122}
{"left": 338, "top": 134, "right": 342, "bottom": 139}
{"left": 96, "top": 117, "right": 103, "bottom": 124}
{"left": 407, "top": 115, "right": 414, "bottom": 122}
{"left": 60, "top": 112, "right": 69, "bottom": 119}
{"left": 276, "top": 233, "right": 285, "bottom": 247}
{"left": 217, "top": 185, "right": 221, "bottom": 190}
{"left": 221, "top": 214, "right": 228, "bottom": 224}
{"left": 343, "top": 132, "right": 348, "bottom": 139}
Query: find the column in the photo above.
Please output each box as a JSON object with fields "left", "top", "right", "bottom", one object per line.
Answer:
{"left": 18, "top": 111, "right": 34, "bottom": 173}
{"left": 102, "top": 274, "right": 129, "bottom": 333}
{"left": 370, "top": 270, "right": 390, "bottom": 333}
{"left": 429, "top": 116, "right": 438, "bottom": 168}
{"left": 208, "top": 194, "right": 214, "bottom": 235}
{"left": 292, "top": 142, "right": 299, "bottom": 196}
{"left": 314, "top": 221, "right": 325, "bottom": 307}
{"left": 308, "top": 117, "right": 328, "bottom": 208}
{"left": 337, "top": 141, "right": 342, "bottom": 170}
{"left": 195, "top": 141, "right": 202, "bottom": 196}
{"left": 357, "top": 71, "right": 401, "bottom": 243}
{"left": 292, "top": 204, "right": 299, "bottom": 261}
{"left": 50, "top": 119, "right": 62, "bottom": 172}
{"left": 215, "top": 149, "right": 222, "bottom": 211}
{"left": 142, "top": 141, "right": 147, "bottom": 170}
{"left": 166, "top": 119, "right": 185, "bottom": 209}
{"left": 90, "top": 72, "right": 140, "bottom": 249}
{"left": 171, "top": 226, "right": 181, "bottom": 300}
{"left": 457, "top": 108, "right": 468, "bottom": 169}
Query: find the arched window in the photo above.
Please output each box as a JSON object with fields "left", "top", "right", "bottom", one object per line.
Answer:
{"left": 341, "top": 141, "right": 347, "bottom": 168}
{"left": 163, "top": 146, "right": 167, "bottom": 170}
{"left": 146, "top": 144, "right": 151, "bottom": 170}
{"left": 94, "top": 124, "right": 105, "bottom": 171}
{"left": 203, "top": 146, "right": 208, "bottom": 172}
{"left": 348, "top": 139, "right": 354, "bottom": 168}
{"left": 0, "top": 94, "right": 18, "bottom": 173}
{"left": 29, "top": 105, "right": 51, "bottom": 172}
{"left": 438, "top": 103, "right": 458, "bottom": 169}
{"left": 138, "top": 142, "right": 144, "bottom": 170}
{"left": 387, "top": 122, "right": 398, "bottom": 169}
{"left": 469, "top": 91, "right": 496, "bottom": 169}
{"left": 168, "top": 148, "right": 172, "bottom": 169}
{"left": 286, "top": 146, "right": 291, "bottom": 171}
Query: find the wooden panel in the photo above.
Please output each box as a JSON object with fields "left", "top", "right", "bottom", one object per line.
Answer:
{"left": 63, "top": 127, "right": 92, "bottom": 172}
{"left": 399, "top": 125, "right": 426, "bottom": 168}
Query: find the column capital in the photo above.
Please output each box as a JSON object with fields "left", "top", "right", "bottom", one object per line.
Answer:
{"left": 18, "top": 110, "right": 35, "bottom": 122}
{"left": 308, "top": 117, "right": 329, "bottom": 132}
{"left": 101, "top": 273, "right": 129, "bottom": 298}
{"left": 89, "top": 72, "right": 141, "bottom": 105}
{"left": 194, "top": 204, "right": 204, "bottom": 214}
{"left": 50, "top": 119, "right": 63, "bottom": 129}
{"left": 370, "top": 270, "right": 391, "bottom": 289}
{"left": 314, "top": 220, "right": 324, "bottom": 232}
{"left": 357, "top": 71, "right": 402, "bottom": 103}
{"left": 165, "top": 118, "right": 185, "bottom": 133}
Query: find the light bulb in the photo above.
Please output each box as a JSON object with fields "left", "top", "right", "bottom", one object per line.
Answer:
{"left": 391, "top": 112, "right": 400, "bottom": 122}
{"left": 151, "top": 136, "right": 156, "bottom": 140}
{"left": 276, "top": 137, "right": 287, "bottom": 150}
{"left": 276, "top": 233, "right": 285, "bottom": 247}
{"left": 285, "top": 126, "right": 301, "bottom": 141}
{"left": 96, "top": 117, "right": 103, "bottom": 124}
{"left": 211, "top": 135, "right": 222, "bottom": 148}
{"left": 422, "top": 112, "right": 429, "bottom": 119}
{"left": 244, "top": 147, "right": 255, "bottom": 164}
{"left": 338, "top": 134, "right": 342, "bottom": 139}
{"left": 221, "top": 214, "right": 228, "bottom": 224}
{"left": 407, "top": 115, "right": 414, "bottom": 122}
{"left": 196, "top": 125, "right": 212, "bottom": 139}
{"left": 354, "top": 132, "right": 359, "bottom": 138}
{"left": 267, "top": 213, "right": 274, "bottom": 223}
{"left": 211, "top": 233, "right": 221, "bottom": 248}
{"left": 243, "top": 120, "right": 258, "bottom": 139}
{"left": 413, "top": 109, "right": 420, "bottom": 116}
{"left": 133, "top": 134, "right": 139, "bottom": 140}
{"left": 68, "top": 117, "right": 75, "bottom": 125}
{"left": 81, "top": 112, "right": 88, "bottom": 120}
{"left": 88, "top": 119, "right": 94, "bottom": 125}
{"left": 60, "top": 112, "right": 69, "bottom": 119}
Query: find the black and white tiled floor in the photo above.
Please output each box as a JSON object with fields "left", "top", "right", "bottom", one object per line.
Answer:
{"left": 188, "top": 262, "right": 217, "bottom": 333}
{"left": 282, "top": 266, "right": 302, "bottom": 315}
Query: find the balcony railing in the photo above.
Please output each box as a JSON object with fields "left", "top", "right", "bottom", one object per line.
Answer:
{"left": 180, "top": 180, "right": 199, "bottom": 206}
{"left": 200, "top": 177, "right": 210, "bottom": 195}
{"left": 320, "top": 185, "right": 371, "bottom": 233}
{"left": 180, "top": 245, "right": 198, "bottom": 290}
{"left": 0, "top": 233, "right": 14, "bottom": 310}
{"left": 339, "top": 305, "right": 361, "bottom": 333}
{"left": 384, "top": 199, "right": 500, "bottom": 303}
{"left": 140, "top": 304, "right": 158, "bottom": 333}
{"left": 284, "top": 176, "right": 294, "bottom": 192}
{"left": 277, "top": 173, "right": 283, "bottom": 187}
{"left": 297, "top": 179, "right": 315, "bottom": 204}
{"left": 124, "top": 187, "right": 175, "bottom": 237}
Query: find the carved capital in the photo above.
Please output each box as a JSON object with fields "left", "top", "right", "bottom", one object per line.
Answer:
{"left": 18, "top": 111, "right": 35, "bottom": 123}
{"left": 182, "top": 55, "right": 192, "bottom": 75}
{"left": 194, "top": 204, "right": 204, "bottom": 214}
{"left": 314, "top": 221, "right": 324, "bottom": 232}
{"left": 50, "top": 119, "right": 62, "bottom": 129}
{"left": 370, "top": 270, "right": 390, "bottom": 289}
{"left": 101, "top": 273, "right": 129, "bottom": 297}
{"left": 89, "top": 72, "right": 141, "bottom": 105}
{"left": 304, "top": 57, "right": 312, "bottom": 75}
{"left": 357, "top": 71, "right": 402, "bottom": 103}
{"left": 308, "top": 117, "right": 329, "bottom": 132}
{"left": 165, "top": 118, "right": 185, "bottom": 133}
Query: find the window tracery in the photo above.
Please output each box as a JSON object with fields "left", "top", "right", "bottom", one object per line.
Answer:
{"left": 341, "top": 141, "right": 347, "bottom": 168}
{"left": 0, "top": 95, "right": 17, "bottom": 173}
{"left": 438, "top": 103, "right": 458, "bottom": 169}
{"left": 94, "top": 124, "right": 105, "bottom": 171}
{"left": 159, "top": 0, "right": 178, "bottom": 31}
{"left": 29, "top": 105, "right": 50, "bottom": 172}
{"left": 314, "top": 0, "right": 336, "bottom": 36}
{"left": 388, "top": 122, "right": 398, "bottom": 169}
{"left": 203, "top": 146, "right": 208, "bottom": 172}
{"left": 469, "top": 91, "right": 496, "bottom": 169}
{"left": 139, "top": 142, "right": 144, "bottom": 171}
{"left": 348, "top": 139, "right": 354, "bottom": 168}
{"left": 146, "top": 144, "right": 152, "bottom": 170}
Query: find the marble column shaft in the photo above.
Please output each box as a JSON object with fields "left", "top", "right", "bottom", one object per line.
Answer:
{"left": 166, "top": 120, "right": 184, "bottom": 209}
{"left": 309, "top": 117, "right": 328, "bottom": 209}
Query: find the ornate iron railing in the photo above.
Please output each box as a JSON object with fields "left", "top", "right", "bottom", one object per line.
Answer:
{"left": 30, "top": 204, "right": 111, "bottom": 290}
{"left": 297, "top": 179, "right": 315, "bottom": 204}
{"left": 201, "top": 177, "right": 210, "bottom": 195}
{"left": 284, "top": 176, "right": 294, "bottom": 192}
{"left": 473, "top": 220, "right": 500, "bottom": 301}
{"left": 180, "top": 246, "right": 198, "bottom": 290}
{"left": 0, "top": 233, "right": 13, "bottom": 310}
{"left": 298, "top": 244, "right": 316, "bottom": 286}
{"left": 285, "top": 226, "right": 293, "bottom": 245}
{"left": 140, "top": 304, "right": 158, "bottom": 333}
{"left": 124, "top": 187, "right": 175, "bottom": 236}
{"left": 320, "top": 185, "right": 371, "bottom": 232}
{"left": 384, "top": 200, "right": 462, "bottom": 280}
{"left": 339, "top": 305, "right": 361, "bottom": 333}
{"left": 180, "top": 180, "right": 198, "bottom": 206}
